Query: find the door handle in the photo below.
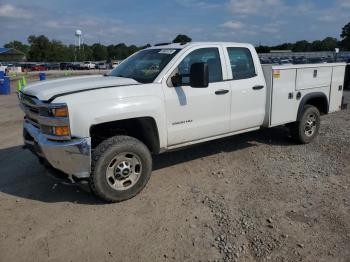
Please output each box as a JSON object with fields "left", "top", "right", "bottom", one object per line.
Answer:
{"left": 215, "top": 89, "right": 229, "bottom": 95}
{"left": 252, "top": 85, "right": 264, "bottom": 90}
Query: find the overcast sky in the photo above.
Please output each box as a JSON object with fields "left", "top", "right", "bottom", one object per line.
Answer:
{"left": 0, "top": 0, "right": 349, "bottom": 47}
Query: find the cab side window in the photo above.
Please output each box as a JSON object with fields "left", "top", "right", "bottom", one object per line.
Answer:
{"left": 227, "top": 48, "right": 256, "bottom": 80}
{"left": 178, "top": 48, "right": 223, "bottom": 85}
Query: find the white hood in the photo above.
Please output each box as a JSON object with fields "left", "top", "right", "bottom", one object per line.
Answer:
{"left": 22, "top": 75, "right": 140, "bottom": 101}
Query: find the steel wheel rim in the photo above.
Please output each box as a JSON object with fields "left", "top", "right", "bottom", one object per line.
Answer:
{"left": 106, "top": 152, "right": 142, "bottom": 191}
{"left": 304, "top": 113, "right": 317, "bottom": 137}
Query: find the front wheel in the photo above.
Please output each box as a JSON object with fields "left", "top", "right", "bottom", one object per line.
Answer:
{"left": 289, "top": 105, "right": 321, "bottom": 144}
{"left": 90, "top": 136, "right": 152, "bottom": 202}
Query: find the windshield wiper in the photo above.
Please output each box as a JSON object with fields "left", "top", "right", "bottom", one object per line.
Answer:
{"left": 115, "top": 74, "right": 129, "bottom": 78}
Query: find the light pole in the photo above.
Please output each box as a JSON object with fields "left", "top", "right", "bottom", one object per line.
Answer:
{"left": 335, "top": 48, "right": 339, "bottom": 62}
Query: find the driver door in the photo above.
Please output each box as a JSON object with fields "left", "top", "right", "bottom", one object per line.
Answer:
{"left": 162, "top": 46, "right": 231, "bottom": 146}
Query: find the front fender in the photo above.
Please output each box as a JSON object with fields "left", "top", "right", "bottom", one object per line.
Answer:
{"left": 53, "top": 93, "right": 167, "bottom": 149}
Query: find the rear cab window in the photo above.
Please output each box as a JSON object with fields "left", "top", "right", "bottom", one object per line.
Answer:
{"left": 226, "top": 47, "right": 256, "bottom": 80}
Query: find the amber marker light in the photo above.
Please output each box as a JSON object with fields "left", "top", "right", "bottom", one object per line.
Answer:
{"left": 54, "top": 126, "right": 70, "bottom": 136}
{"left": 53, "top": 107, "right": 68, "bottom": 117}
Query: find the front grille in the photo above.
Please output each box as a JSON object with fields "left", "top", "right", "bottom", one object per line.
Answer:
{"left": 19, "top": 94, "right": 42, "bottom": 129}
{"left": 26, "top": 117, "right": 40, "bottom": 128}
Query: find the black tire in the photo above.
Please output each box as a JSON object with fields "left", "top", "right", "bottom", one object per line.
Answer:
{"left": 289, "top": 105, "right": 321, "bottom": 144}
{"left": 90, "top": 135, "right": 152, "bottom": 202}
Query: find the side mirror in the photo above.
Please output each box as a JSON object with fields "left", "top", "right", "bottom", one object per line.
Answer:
{"left": 171, "top": 73, "right": 182, "bottom": 87}
{"left": 190, "top": 62, "right": 209, "bottom": 88}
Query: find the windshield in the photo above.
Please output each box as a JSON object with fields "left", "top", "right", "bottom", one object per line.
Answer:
{"left": 108, "top": 48, "right": 180, "bottom": 83}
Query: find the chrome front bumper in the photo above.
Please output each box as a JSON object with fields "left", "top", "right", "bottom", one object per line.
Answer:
{"left": 23, "top": 121, "right": 91, "bottom": 180}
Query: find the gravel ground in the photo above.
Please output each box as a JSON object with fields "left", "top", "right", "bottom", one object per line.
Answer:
{"left": 0, "top": 90, "right": 349, "bottom": 262}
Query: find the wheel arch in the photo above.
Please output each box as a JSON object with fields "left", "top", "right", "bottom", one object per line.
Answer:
{"left": 90, "top": 117, "right": 160, "bottom": 154}
{"left": 297, "top": 92, "right": 329, "bottom": 121}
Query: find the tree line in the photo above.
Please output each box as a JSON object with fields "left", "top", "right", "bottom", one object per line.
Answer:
{"left": 256, "top": 22, "right": 350, "bottom": 53}
{"left": 3, "top": 34, "right": 192, "bottom": 62}
{"left": 256, "top": 37, "right": 339, "bottom": 53}
{"left": 4, "top": 36, "right": 151, "bottom": 62}
{"left": 3, "top": 22, "right": 350, "bottom": 62}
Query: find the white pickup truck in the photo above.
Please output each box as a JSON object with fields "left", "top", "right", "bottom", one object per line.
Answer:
{"left": 81, "top": 61, "right": 96, "bottom": 70}
{"left": 19, "top": 42, "right": 348, "bottom": 202}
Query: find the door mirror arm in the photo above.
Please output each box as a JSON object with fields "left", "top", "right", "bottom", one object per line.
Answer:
{"left": 171, "top": 73, "right": 182, "bottom": 87}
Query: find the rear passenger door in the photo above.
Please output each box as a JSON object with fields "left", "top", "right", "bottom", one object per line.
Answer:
{"left": 223, "top": 46, "right": 266, "bottom": 132}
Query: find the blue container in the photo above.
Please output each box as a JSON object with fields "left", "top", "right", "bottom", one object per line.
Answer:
{"left": 0, "top": 76, "right": 10, "bottom": 95}
{"left": 0, "top": 71, "right": 4, "bottom": 79}
{"left": 39, "top": 72, "right": 46, "bottom": 81}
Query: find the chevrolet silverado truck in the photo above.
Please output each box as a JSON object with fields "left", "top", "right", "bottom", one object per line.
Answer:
{"left": 19, "top": 42, "right": 348, "bottom": 202}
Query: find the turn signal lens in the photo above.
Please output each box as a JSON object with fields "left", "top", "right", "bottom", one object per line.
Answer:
{"left": 53, "top": 107, "right": 68, "bottom": 117}
{"left": 54, "top": 126, "right": 70, "bottom": 136}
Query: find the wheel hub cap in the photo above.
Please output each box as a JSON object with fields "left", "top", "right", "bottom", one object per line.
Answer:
{"left": 106, "top": 153, "right": 142, "bottom": 191}
{"left": 116, "top": 161, "right": 132, "bottom": 178}
{"left": 304, "top": 113, "right": 317, "bottom": 137}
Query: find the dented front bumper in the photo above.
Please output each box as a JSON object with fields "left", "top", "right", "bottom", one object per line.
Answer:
{"left": 23, "top": 121, "right": 91, "bottom": 180}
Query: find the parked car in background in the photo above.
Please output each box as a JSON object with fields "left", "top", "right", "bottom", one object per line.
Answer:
{"left": 6, "top": 63, "right": 14, "bottom": 67}
{"left": 336, "top": 57, "right": 347, "bottom": 63}
{"left": 46, "top": 63, "right": 60, "bottom": 70}
{"left": 31, "top": 64, "right": 47, "bottom": 71}
{"left": 96, "top": 62, "right": 108, "bottom": 70}
{"left": 259, "top": 58, "right": 271, "bottom": 64}
{"left": 279, "top": 59, "right": 292, "bottom": 65}
{"left": 295, "top": 57, "right": 307, "bottom": 64}
{"left": 60, "top": 62, "right": 74, "bottom": 70}
{"left": 307, "top": 57, "right": 322, "bottom": 64}
{"left": 0, "top": 63, "right": 7, "bottom": 72}
{"left": 72, "top": 62, "right": 82, "bottom": 70}
{"left": 112, "top": 61, "right": 121, "bottom": 68}
{"left": 81, "top": 61, "right": 96, "bottom": 70}
{"left": 20, "top": 63, "right": 33, "bottom": 72}
{"left": 5, "top": 64, "right": 22, "bottom": 73}
{"left": 271, "top": 58, "right": 280, "bottom": 64}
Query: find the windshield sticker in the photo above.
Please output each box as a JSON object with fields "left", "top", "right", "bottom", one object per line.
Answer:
{"left": 158, "top": 49, "right": 177, "bottom": 55}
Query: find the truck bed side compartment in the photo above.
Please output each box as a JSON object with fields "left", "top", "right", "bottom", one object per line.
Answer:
{"left": 329, "top": 66, "right": 346, "bottom": 112}
{"left": 263, "top": 63, "right": 345, "bottom": 128}
{"left": 296, "top": 67, "right": 332, "bottom": 90}
{"left": 269, "top": 68, "right": 299, "bottom": 126}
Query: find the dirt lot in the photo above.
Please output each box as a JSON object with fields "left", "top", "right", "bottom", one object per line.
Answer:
{"left": 0, "top": 84, "right": 349, "bottom": 261}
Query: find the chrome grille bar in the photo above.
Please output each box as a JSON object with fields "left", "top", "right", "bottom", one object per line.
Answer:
{"left": 19, "top": 103, "right": 69, "bottom": 126}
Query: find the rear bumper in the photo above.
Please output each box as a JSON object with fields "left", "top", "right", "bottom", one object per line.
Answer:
{"left": 23, "top": 121, "right": 91, "bottom": 180}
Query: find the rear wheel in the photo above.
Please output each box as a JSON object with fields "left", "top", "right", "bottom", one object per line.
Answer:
{"left": 90, "top": 135, "right": 152, "bottom": 202}
{"left": 289, "top": 105, "right": 321, "bottom": 144}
